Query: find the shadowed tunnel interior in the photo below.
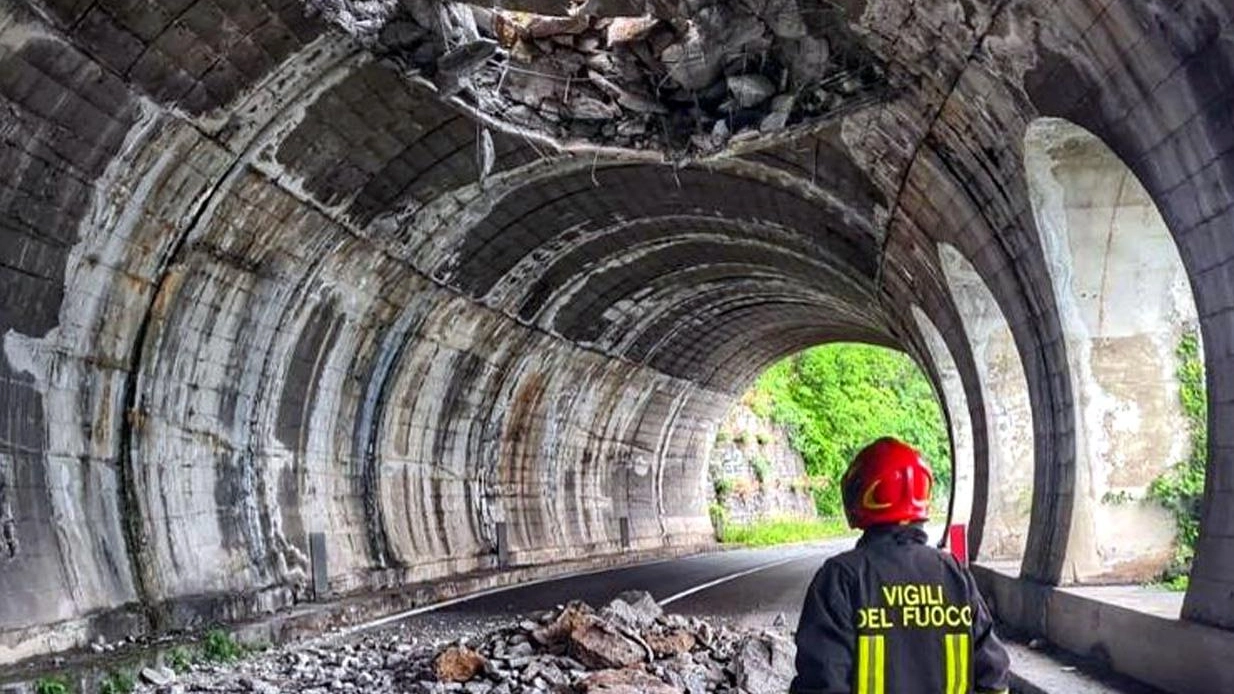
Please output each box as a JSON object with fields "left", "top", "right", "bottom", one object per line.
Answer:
{"left": 2, "top": 0, "right": 1234, "bottom": 682}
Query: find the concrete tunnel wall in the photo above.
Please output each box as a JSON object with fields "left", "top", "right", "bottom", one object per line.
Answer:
{"left": 4, "top": 0, "right": 1234, "bottom": 670}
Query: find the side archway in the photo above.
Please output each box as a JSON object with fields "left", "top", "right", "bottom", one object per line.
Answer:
{"left": 1025, "top": 118, "right": 1199, "bottom": 583}
{"left": 939, "top": 244, "right": 1035, "bottom": 563}
{"left": 912, "top": 307, "right": 976, "bottom": 533}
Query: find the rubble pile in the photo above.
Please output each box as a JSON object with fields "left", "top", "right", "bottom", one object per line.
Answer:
{"left": 146, "top": 591, "right": 796, "bottom": 693}
{"left": 307, "top": 0, "right": 890, "bottom": 159}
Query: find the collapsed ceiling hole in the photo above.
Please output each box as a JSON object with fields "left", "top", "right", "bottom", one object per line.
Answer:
{"left": 308, "top": 0, "right": 892, "bottom": 160}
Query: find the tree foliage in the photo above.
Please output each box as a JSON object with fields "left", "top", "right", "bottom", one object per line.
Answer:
{"left": 745, "top": 343, "right": 952, "bottom": 517}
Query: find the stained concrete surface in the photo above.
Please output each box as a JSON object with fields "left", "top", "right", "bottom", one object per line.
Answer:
{"left": 5, "top": 0, "right": 1234, "bottom": 683}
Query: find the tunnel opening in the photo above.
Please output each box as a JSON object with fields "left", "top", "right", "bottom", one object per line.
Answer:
{"left": 1024, "top": 118, "right": 1205, "bottom": 587}
{"left": 707, "top": 341, "right": 954, "bottom": 545}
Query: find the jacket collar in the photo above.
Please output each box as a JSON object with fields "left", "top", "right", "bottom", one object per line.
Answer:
{"left": 857, "top": 523, "right": 928, "bottom": 548}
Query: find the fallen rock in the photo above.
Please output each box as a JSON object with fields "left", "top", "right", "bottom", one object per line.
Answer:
{"left": 138, "top": 596, "right": 802, "bottom": 694}
{"left": 662, "top": 26, "right": 725, "bottom": 90}
{"left": 606, "top": 16, "right": 660, "bottom": 44}
{"left": 506, "top": 12, "right": 590, "bottom": 39}
{"left": 141, "top": 666, "right": 176, "bottom": 686}
{"left": 532, "top": 601, "right": 594, "bottom": 645}
{"left": 435, "top": 645, "right": 487, "bottom": 682}
{"left": 580, "top": 668, "right": 684, "bottom": 693}
{"left": 732, "top": 632, "right": 797, "bottom": 693}
{"left": 568, "top": 93, "right": 623, "bottom": 119}
{"left": 570, "top": 617, "right": 647, "bottom": 669}
{"left": 602, "top": 590, "right": 663, "bottom": 629}
{"left": 645, "top": 629, "right": 696, "bottom": 657}
{"left": 727, "top": 73, "right": 776, "bottom": 108}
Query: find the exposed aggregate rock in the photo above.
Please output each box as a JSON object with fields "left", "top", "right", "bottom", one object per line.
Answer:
{"left": 306, "top": 0, "right": 891, "bottom": 159}
{"left": 138, "top": 592, "right": 795, "bottom": 693}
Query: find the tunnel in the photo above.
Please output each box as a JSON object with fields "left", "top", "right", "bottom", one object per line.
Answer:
{"left": 1, "top": 0, "right": 1233, "bottom": 691}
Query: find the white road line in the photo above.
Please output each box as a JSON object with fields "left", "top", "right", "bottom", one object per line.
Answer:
{"left": 658, "top": 553, "right": 810, "bottom": 606}
{"left": 336, "top": 554, "right": 687, "bottom": 636}
{"left": 337, "top": 548, "right": 818, "bottom": 637}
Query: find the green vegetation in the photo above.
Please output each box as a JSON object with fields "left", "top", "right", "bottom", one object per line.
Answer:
{"left": 1148, "top": 330, "right": 1207, "bottom": 586}
{"left": 34, "top": 677, "right": 70, "bottom": 694}
{"left": 718, "top": 517, "right": 854, "bottom": 546}
{"left": 167, "top": 645, "right": 196, "bottom": 673}
{"left": 713, "top": 476, "right": 735, "bottom": 500}
{"left": 99, "top": 670, "right": 135, "bottom": 694}
{"left": 750, "top": 455, "right": 773, "bottom": 486}
{"left": 202, "top": 629, "right": 245, "bottom": 663}
{"left": 1158, "top": 574, "right": 1190, "bottom": 593}
{"left": 755, "top": 432, "right": 771, "bottom": 446}
{"left": 708, "top": 503, "right": 729, "bottom": 539}
{"left": 745, "top": 343, "right": 952, "bottom": 516}
{"left": 732, "top": 431, "right": 749, "bottom": 446}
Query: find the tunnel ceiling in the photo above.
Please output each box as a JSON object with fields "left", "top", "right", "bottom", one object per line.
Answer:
{"left": 310, "top": 0, "right": 893, "bottom": 160}
{"left": 275, "top": 0, "right": 1010, "bottom": 390}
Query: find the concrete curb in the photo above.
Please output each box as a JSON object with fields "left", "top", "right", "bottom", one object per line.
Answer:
{"left": 0, "top": 541, "right": 732, "bottom": 687}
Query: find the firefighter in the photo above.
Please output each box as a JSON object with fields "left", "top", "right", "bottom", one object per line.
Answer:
{"left": 790, "top": 437, "right": 1011, "bottom": 694}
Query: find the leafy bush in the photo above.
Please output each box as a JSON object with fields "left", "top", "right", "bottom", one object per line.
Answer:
{"left": 747, "top": 344, "right": 952, "bottom": 516}
{"left": 99, "top": 670, "right": 135, "bottom": 694}
{"left": 1149, "top": 330, "right": 1207, "bottom": 582}
{"left": 750, "top": 456, "right": 773, "bottom": 485}
{"left": 708, "top": 503, "right": 729, "bottom": 539}
{"left": 713, "top": 476, "right": 735, "bottom": 501}
{"left": 167, "top": 645, "right": 196, "bottom": 673}
{"left": 34, "top": 677, "right": 70, "bottom": 694}
{"left": 202, "top": 629, "right": 245, "bottom": 663}
{"left": 732, "top": 431, "right": 749, "bottom": 446}
{"left": 718, "top": 517, "right": 853, "bottom": 546}
{"left": 714, "top": 430, "right": 731, "bottom": 445}
{"left": 755, "top": 432, "right": 771, "bottom": 446}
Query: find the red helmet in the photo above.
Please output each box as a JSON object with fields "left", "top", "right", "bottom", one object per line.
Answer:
{"left": 841, "top": 437, "right": 933, "bottom": 529}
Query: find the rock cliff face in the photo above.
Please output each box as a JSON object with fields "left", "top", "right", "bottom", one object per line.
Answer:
{"left": 709, "top": 404, "right": 816, "bottom": 527}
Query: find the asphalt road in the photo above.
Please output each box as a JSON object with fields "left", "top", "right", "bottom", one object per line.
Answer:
{"left": 369, "top": 539, "right": 857, "bottom": 644}
{"left": 361, "top": 538, "right": 1162, "bottom": 694}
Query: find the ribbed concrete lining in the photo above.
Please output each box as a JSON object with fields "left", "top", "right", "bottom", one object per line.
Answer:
{"left": 2, "top": 0, "right": 1234, "bottom": 665}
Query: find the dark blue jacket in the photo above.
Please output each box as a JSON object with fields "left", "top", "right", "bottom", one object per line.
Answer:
{"left": 790, "top": 524, "right": 1010, "bottom": 694}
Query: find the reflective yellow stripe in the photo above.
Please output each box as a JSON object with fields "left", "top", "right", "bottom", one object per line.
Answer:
{"left": 945, "top": 634, "right": 956, "bottom": 694}
{"left": 958, "top": 633, "right": 969, "bottom": 694}
{"left": 945, "top": 633, "right": 971, "bottom": 694}
{"left": 857, "top": 635, "right": 885, "bottom": 694}
{"left": 873, "top": 634, "right": 885, "bottom": 694}
{"left": 857, "top": 635, "right": 870, "bottom": 694}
